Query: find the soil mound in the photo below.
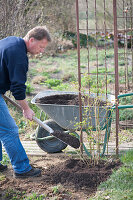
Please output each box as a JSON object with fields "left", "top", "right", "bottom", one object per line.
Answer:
{"left": 35, "top": 94, "right": 106, "bottom": 106}
{"left": 43, "top": 158, "right": 121, "bottom": 190}
{"left": 0, "top": 158, "right": 121, "bottom": 199}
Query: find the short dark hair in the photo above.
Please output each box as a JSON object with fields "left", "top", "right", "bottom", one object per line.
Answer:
{"left": 25, "top": 26, "right": 51, "bottom": 42}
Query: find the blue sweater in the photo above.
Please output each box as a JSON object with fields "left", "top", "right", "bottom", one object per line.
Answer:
{"left": 0, "top": 36, "right": 28, "bottom": 100}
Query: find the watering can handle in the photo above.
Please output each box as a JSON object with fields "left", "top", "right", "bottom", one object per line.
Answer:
{"left": 3, "top": 94, "right": 54, "bottom": 134}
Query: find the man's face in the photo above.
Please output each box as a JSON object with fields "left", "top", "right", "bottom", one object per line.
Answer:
{"left": 28, "top": 37, "right": 48, "bottom": 55}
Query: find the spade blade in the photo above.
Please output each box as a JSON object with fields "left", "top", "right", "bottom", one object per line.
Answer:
{"left": 52, "top": 130, "right": 80, "bottom": 149}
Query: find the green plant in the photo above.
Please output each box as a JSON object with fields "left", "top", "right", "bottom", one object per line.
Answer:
{"left": 63, "top": 31, "right": 96, "bottom": 47}
{"left": 29, "top": 58, "right": 39, "bottom": 63}
{"left": 1, "top": 154, "right": 10, "bottom": 165}
{"left": 29, "top": 68, "right": 38, "bottom": 77}
{"left": 45, "top": 79, "right": 62, "bottom": 88}
{"left": 52, "top": 186, "right": 59, "bottom": 194}
{"left": 81, "top": 73, "right": 108, "bottom": 94}
{"left": 28, "top": 101, "right": 48, "bottom": 120}
{"left": 80, "top": 65, "right": 86, "bottom": 68}
{"left": 119, "top": 60, "right": 125, "bottom": 66}
{"left": 26, "top": 81, "right": 34, "bottom": 94}
{"left": 119, "top": 97, "right": 133, "bottom": 121}
{"left": 18, "top": 120, "right": 27, "bottom": 129}
{"left": 41, "top": 71, "right": 50, "bottom": 78}
{"left": 1, "top": 189, "right": 25, "bottom": 200}
{"left": 81, "top": 73, "right": 93, "bottom": 88}
{"left": 119, "top": 109, "right": 133, "bottom": 121}
{"left": 0, "top": 174, "right": 6, "bottom": 181}
{"left": 74, "top": 91, "right": 112, "bottom": 163}
{"left": 52, "top": 83, "right": 70, "bottom": 91}
{"left": 52, "top": 69, "right": 60, "bottom": 74}
{"left": 24, "top": 193, "right": 46, "bottom": 200}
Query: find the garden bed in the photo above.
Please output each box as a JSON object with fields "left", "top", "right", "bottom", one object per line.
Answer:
{"left": 0, "top": 156, "right": 121, "bottom": 199}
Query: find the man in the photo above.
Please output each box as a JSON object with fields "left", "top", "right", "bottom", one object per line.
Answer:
{"left": 0, "top": 26, "right": 51, "bottom": 178}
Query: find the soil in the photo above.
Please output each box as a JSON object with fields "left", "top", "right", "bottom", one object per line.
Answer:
{"left": 52, "top": 130, "right": 80, "bottom": 149}
{"left": 42, "top": 158, "right": 121, "bottom": 189}
{"left": 35, "top": 94, "right": 106, "bottom": 106}
{"left": 0, "top": 156, "right": 121, "bottom": 200}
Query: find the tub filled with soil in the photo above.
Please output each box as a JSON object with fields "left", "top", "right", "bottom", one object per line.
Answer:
{"left": 31, "top": 91, "right": 115, "bottom": 130}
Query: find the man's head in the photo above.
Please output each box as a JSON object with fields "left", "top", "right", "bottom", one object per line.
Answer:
{"left": 24, "top": 26, "right": 51, "bottom": 55}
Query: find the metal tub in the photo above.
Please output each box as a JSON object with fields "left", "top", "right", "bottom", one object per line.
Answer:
{"left": 31, "top": 91, "right": 115, "bottom": 131}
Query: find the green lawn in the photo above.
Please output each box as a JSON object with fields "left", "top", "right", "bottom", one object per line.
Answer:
{"left": 89, "top": 150, "right": 133, "bottom": 200}
{"left": 29, "top": 47, "right": 128, "bottom": 93}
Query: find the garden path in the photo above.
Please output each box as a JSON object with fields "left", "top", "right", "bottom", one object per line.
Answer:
{"left": 21, "top": 140, "right": 133, "bottom": 157}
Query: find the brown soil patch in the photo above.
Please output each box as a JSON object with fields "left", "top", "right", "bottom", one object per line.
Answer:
{"left": 42, "top": 158, "right": 121, "bottom": 189}
{"left": 35, "top": 94, "right": 106, "bottom": 106}
{"left": 0, "top": 156, "right": 121, "bottom": 200}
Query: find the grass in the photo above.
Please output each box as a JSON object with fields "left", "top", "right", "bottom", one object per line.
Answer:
{"left": 28, "top": 47, "right": 127, "bottom": 92}
{"left": 89, "top": 150, "right": 133, "bottom": 200}
{"left": 91, "top": 67, "right": 114, "bottom": 74}
{"left": 29, "top": 48, "right": 114, "bottom": 77}
{"left": 52, "top": 82, "right": 71, "bottom": 91}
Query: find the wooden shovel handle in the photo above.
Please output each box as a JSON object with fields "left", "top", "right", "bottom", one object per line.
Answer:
{"left": 3, "top": 94, "right": 22, "bottom": 110}
{"left": 3, "top": 94, "right": 54, "bottom": 133}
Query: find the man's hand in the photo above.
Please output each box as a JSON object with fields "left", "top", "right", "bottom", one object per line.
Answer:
{"left": 23, "top": 108, "right": 35, "bottom": 121}
{"left": 17, "top": 99, "right": 35, "bottom": 121}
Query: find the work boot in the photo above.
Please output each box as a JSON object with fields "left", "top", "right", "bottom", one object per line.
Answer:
{"left": 0, "top": 164, "right": 8, "bottom": 172}
{"left": 14, "top": 167, "right": 41, "bottom": 178}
